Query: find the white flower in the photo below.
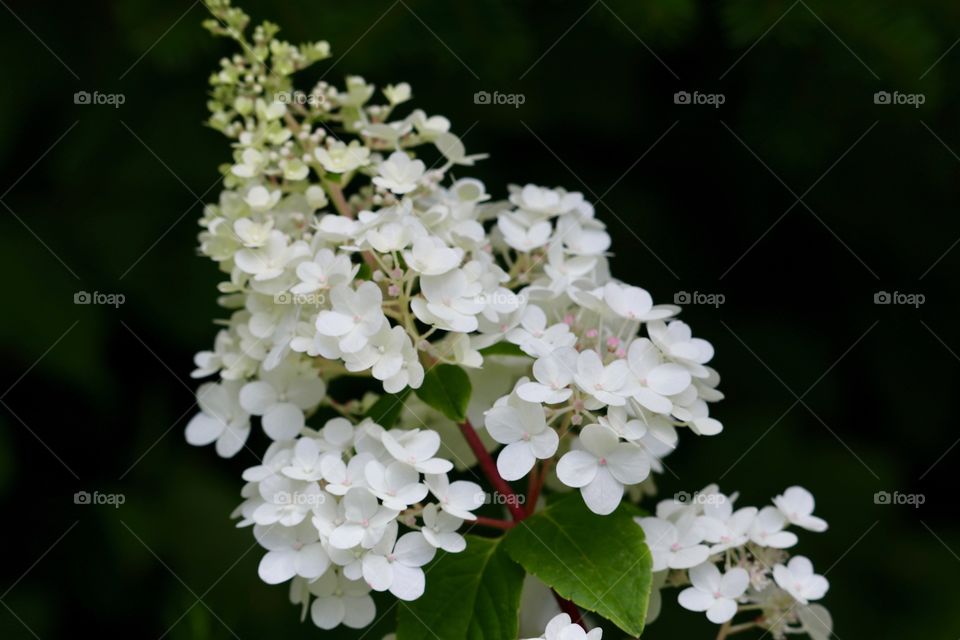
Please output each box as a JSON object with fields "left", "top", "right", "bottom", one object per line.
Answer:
{"left": 556, "top": 424, "right": 649, "bottom": 515}
{"left": 698, "top": 505, "right": 758, "bottom": 553}
{"left": 484, "top": 392, "right": 559, "bottom": 481}
{"left": 315, "top": 282, "right": 387, "bottom": 354}
{"left": 626, "top": 338, "right": 691, "bottom": 414}
{"left": 517, "top": 347, "right": 577, "bottom": 404}
{"left": 239, "top": 360, "right": 326, "bottom": 440}
{"left": 281, "top": 437, "right": 327, "bottom": 481}
{"left": 425, "top": 473, "right": 484, "bottom": 520}
{"left": 773, "top": 486, "right": 828, "bottom": 533}
{"left": 381, "top": 428, "right": 454, "bottom": 474}
{"left": 308, "top": 569, "right": 376, "bottom": 630}
{"left": 497, "top": 212, "right": 552, "bottom": 252}
{"left": 328, "top": 487, "right": 399, "bottom": 550}
{"left": 362, "top": 526, "right": 436, "bottom": 601}
{"left": 315, "top": 140, "right": 371, "bottom": 173}
{"left": 234, "top": 229, "right": 309, "bottom": 281}
{"left": 648, "top": 320, "right": 715, "bottom": 378}
{"left": 255, "top": 521, "right": 330, "bottom": 584}
{"left": 373, "top": 151, "right": 426, "bottom": 194}
{"left": 522, "top": 613, "right": 602, "bottom": 640}
{"left": 244, "top": 184, "right": 282, "bottom": 211}
{"left": 403, "top": 236, "right": 463, "bottom": 275}
{"left": 637, "top": 514, "right": 711, "bottom": 571}
{"left": 573, "top": 350, "right": 633, "bottom": 408}
{"left": 253, "top": 476, "right": 325, "bottom": 527}
{"left": 411, "top": 268, "right": 484, "bottom": 332}
{"left": 506, "top": 305, "right": 576, "bottom": 358}
{"left": 509, "top": 184, "right": 580, "bottom": 216}
{"left": 677, "top": 563, "right": 749, "bottom": 624}
{"left": 602, "top": 282, "right": 675, "bottom": 322}
{"left": 233, "top": 217, "right": 274, "bottom": 247}
{"left": 185, "top": 381, "right": 251, "bottom": 458}
{"left": 321, "top": 452, "right": 374, "bottom": 495}
{"left": 364, "top": 459, "right": 428, "bottom": 510}
{"left": 420, "top": 503, "right": 465, "bottom": 552}
{"left": 344, "top": 325, "right": 424, "bottom": 393}
{"left": 773, "top": 556, "right": 829, "bottom": 604}
{"left": 291, "top": 248, "right": 356, "bottom": 295}
{"left": 749, "top": 506, "right": 798, "bottom": 548}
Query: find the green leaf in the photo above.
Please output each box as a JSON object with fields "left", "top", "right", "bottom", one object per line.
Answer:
{"left": 478, "top": 341, "right": 526, "bottom": 357}
{"left": 364, "top": 388, "right": 411, "bottom": 427}
{"left": 503, "top": 494, "right": 652, "bottom": 636}
{"left": 396, "top": 535, "right": 524, "bottom": 640}
{"left": 414, "top": 364, "right": 471, "bottom": 423}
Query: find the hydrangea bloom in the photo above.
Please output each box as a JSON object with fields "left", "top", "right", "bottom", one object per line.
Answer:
{"left": 185, "top": 3, "right": 832, "bottom": 637}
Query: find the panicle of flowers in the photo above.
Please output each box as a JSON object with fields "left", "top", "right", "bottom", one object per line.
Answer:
{"left": 638, "top": 485, "right": 832, "bottom": 639}
{"left": 182, "top": 1, "right": 812, "bottom": 635}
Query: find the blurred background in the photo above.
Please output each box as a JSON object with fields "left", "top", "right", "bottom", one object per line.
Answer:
{"left": 1, "top": 0, "right": 958, "bottom": 637}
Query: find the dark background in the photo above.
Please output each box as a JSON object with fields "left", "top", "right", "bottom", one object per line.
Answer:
{"left": 1, "top": 0, "right": 958, "bottom": 637}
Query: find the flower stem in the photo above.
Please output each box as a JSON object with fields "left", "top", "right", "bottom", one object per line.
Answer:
{"left": 472, "top": 516, "right": 516, "bottom": 530}
{"left": 457, "top": 420, "right": 525, "bottom": 520}
{"left": 552, "top": 591, "right": 584, "bottom": 627}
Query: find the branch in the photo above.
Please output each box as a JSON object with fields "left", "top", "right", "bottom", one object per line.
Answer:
{"left": 457, "top": 419, "right": 525, "bottom": 520}
{"left": 472, "top": 516, "right": 516, "bottom": 530}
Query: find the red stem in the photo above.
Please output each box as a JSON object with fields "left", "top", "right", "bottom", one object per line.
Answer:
{"left": 458, "top": 420, "right": 525, "bottom": 520}
{"left": 472, "top": 516, "right": 516, "bottom": 530}
{"left": 553, "top": 591, "right": 584, "bottom": 627}
{"left": 457, "top": 420, "right": 586, "bottom": 629}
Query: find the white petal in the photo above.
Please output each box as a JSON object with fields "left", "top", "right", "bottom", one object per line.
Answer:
{"left": 497, "top": 442, "right": 536, "bottom": 481}
{"left": 556, "top": 450, "right": 598, "bottom": 488}
{"left": 262, "top": 403, "right": 304, "bottom": 440}
{"left": 580, "top": 468, "right": 623, "bottom": 515}
{"left": 258, "top": 549, "right": 297, "bottom": 584}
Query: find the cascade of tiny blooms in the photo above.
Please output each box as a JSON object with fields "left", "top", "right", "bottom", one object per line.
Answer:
{"left": 185, "top": 2, "right": 830, "bottom": 636}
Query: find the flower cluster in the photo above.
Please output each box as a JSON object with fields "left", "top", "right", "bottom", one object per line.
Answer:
{"left": 232, "top": 416, "right": 483, "bottom": 628}
{"left": 185, "top": 2, "right": 829, "bottom": 637}
{"left": 638, "top": 485, "right": 832, "bottom": 638}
